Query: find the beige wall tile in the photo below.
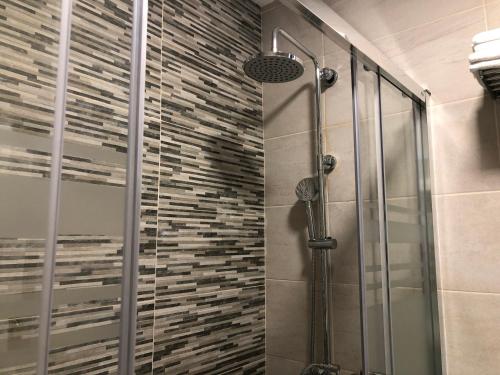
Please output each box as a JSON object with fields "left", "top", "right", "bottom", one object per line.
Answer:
{"left": 263, "top": 61, "right": 315, "bottom": 139}
{"left": 266, "top": 279, "right": 310, "bottom": 362}
{"left": 266, "top": 355, "right": 306, "bottom": 374}
{"left": 436, "top": 191, "right": 500, "bottom": 293}
{"left": 372, "top": 8, "right": 485, "bottom": 104}
{"left": 333, "top": 331, "right": 362, "bottom": 372}
{"left": 486, "top": 1, "right": 500, "bottom": 28}
{"left": 265, "top": 205, "right": 311, "bottom": 281}
{"left": 325, "top": 0, "right": 483, "bottom": 41}
{"left": 328, "top": 202, "right": 359, "bottom": 284}
{"left": 431, "top": 96, "right": 500, "bottom": 195}
{"left": 442, "top": 290, "right": 500, "bottom": 374}
{"left": 325, "top": 124, "right": 356, "bottom": 203}
{"left": 264, "top": 132, "right": 316, "bottom": 207}
{"left": 324, "top": 51, "right": 353, "bottom": 128}
{"left": 332, "top": 283, "right": 360, "bottom": 335}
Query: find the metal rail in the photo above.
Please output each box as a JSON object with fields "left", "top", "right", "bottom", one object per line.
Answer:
{"left": 36, "top": 1, "right": 74, "bottom": 373}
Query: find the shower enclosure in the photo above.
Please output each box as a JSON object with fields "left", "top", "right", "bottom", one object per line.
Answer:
{"left": 0, "top": 0, "right": 441, "bottom": 374}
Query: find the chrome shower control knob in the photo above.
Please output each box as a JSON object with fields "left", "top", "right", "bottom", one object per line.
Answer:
{"left": 323, "top": 154, "right": 337, "bottom": 173}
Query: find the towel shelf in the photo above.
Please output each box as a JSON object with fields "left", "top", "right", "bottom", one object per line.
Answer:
{"left": 478, "top": 69, "right": 500, "bottom": 98}
{"left": 470, "top": 28, "right": 500, "bottom": 98}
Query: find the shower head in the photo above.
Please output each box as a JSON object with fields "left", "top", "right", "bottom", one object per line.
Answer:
{"left": 243, "top": 51, "right": 304, "bottom": 83}
{"left": 295, "top": 177, "right": 318, "bottom": 202}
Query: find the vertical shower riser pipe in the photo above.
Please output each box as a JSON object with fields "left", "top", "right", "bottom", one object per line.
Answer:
{"left": 271, "top": 27, "right": 331, "bottom": 364}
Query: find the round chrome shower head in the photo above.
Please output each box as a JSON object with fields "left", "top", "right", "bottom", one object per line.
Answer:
{"left": 243, "top": 51, "right": 304, "bottom": 83}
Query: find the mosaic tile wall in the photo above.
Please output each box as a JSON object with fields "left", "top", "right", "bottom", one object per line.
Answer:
{"left": 0, "top": 0, "right": 264, "bottom": 374}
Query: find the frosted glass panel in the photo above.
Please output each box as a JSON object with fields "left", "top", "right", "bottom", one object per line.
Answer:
{"left": 381, "top": 77, "right": 434, "bottom": 375}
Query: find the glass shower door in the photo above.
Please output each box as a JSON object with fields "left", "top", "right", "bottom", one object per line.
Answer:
{"left": 380, "top": 77, "right": 438, "bottom": 375}
{"left": 0, "top": 1, "right": 61, "bottom": 372}
{"left": 0, "top": 1, "right": 149, "bottom": 373}
{"left": 352, "top": 49, "right": 441, "bottom": 375}
{"left": 46, "top": 0, "right": 132, "bottom": 371}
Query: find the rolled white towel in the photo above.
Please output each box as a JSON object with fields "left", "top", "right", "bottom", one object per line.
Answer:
{"left": 469, "top": 49, "right": 500, "bottom": 64}
{"left": 472, "top": 28, "right": 500, "bottom": 46}
{"left": 474, "top": 39, "right": 500, "bottom": 52}
{"left": 469, "top": 58, "right": 500, "bottom": 72}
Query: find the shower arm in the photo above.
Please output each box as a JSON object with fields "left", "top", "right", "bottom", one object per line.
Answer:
{"left": 272, "top": 27, "right": 320, "bottom": 67}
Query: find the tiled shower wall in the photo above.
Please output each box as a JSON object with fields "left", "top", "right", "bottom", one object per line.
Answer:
{"left": 0, "top": 0, "right": 264, "bottom": 373}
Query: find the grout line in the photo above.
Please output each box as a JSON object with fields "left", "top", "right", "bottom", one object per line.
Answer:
{"left": 266, "top": 277, "right": 309, "bottom": 283}
{"left": 265, "top": 199, "right": 357, "bottom": 209}
{"left": 483, "top": 0, "right": 489, "bottom": 30}
{"left": 372, "top": 5, "right": 485, "bottom": 43}
{"left": 429, "top": 93, "right": 490, "bottom": 108}
{"left": 260, "top": 7, "right": 267, "bottom": 363}
{"left": 433, "top": 189, "right": 500, "bottom": 198}
{"left": 266, "top": 353, "right": 306, "bottom": 364}
{"left": 264, "top": 129, "right": 314, "bottom": 142}
{"left": 440, "top": 289, "right": 500, "bottom": 296}
{"left": 260, "top": 2, "right": 281, "bottom": 15}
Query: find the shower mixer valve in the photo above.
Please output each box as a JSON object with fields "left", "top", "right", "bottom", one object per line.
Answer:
{"left": 323, "top": 154, "right": 337, "bottom": 173}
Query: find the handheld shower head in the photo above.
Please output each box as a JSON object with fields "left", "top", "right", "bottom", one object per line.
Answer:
{"left": 243, "top": 51, "right": 304, "bottom": 83}
{"left": 295, "top": 177, "right": 318, "bottom": 202}
{"left": 296, "top": 177, "right": 318, "bottom": 240}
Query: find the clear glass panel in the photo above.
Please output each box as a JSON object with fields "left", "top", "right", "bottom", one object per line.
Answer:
{"left": 47, "top": 0, "right": 132, "bottom": 372}
{"left": 0, "top": 1, "right": 61, "bottom": 373}
{"left": 380, "top": 77, "right": 434, "bottom": 375}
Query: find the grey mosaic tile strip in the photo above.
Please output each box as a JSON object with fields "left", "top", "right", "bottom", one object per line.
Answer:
{"left": 0, "top": 0, "right": 60, "bottom": 137}
{"left": 154, "top": 0, "right": 264, "bottom": 373}
{"left": 136, "top": 0, "right": 163, "bottom": 372}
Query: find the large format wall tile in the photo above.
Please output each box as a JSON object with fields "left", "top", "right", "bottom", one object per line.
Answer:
{"left": 266, "top": 279, "right": 310, "bottom": 363}
{"left": 372, "top": 7, "right": 485, "bottom": 104}
{"left": 325, "top": 124, "right": 356, "bottom": 203}
{"left": 326, "top": 0, "right": 482, "bottom": 41}
{"left": 265, "top": 131, "right": 316, "bottom": 206}
{"left": 486, "top": 0, "right": 500, "bottom": 28}
{"left": 431, "top": 96, "right": 500, "bottom": 195}
{"left": 443, "top": 290, "right": 500, "bottom": 375}
{"left": 436, "top": 191, "right": 500, "bottom": 294}
{"left": 263, "top": 61, "right": 315, "bottom": 139}
{"left": 324, "top": 52, "right": 353, "bottom": 128}
{"left": 266, "top": 355, "right": 306, "bottom": 375}
{"left": 265, "top": 205, "right": 311, "bottom": 281}
{"left": 328, "top": 202, "right": 358, "bottom": 285}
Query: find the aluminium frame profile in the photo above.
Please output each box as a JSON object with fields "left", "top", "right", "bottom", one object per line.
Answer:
{"left": 350, "top": 48, "right": 369, "bottom": 375}
{"left": 36, "top": 1, "right": 74, "bottom": 374}
{"left": 36, "top": 0, "right": 149, "bottom": 373}
{"left": 118, "top": 0, "right": 149, "bottom": 373}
